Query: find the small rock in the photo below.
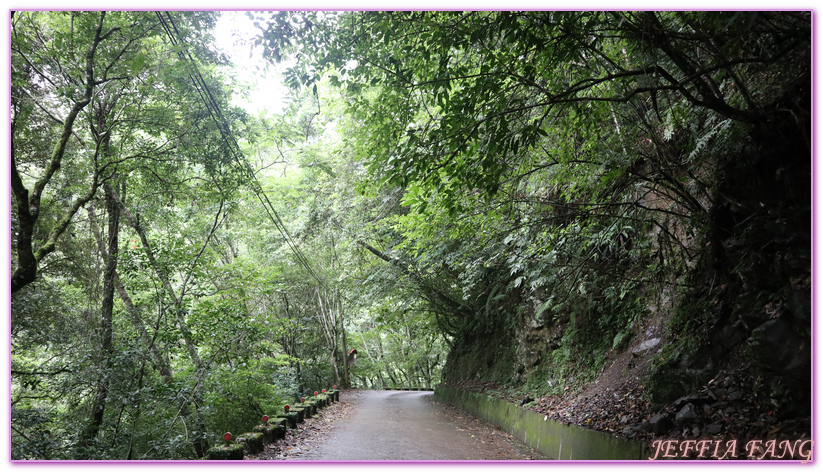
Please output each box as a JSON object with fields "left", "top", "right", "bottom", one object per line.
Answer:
{"left": 673, "top": 394, "right": 712, "bottom": 408}
{"left": 729, "top": 391, "right": 743, "bottom": 401}
{"left": 633, "top": 421, "right": 651, "bottom": 433}
{"left": 692, "top": 426, "right": 701, "bottom": 437}
{"left": 705, "top": 424, "right": 722, "bottom": 435}
{"left": 676, "top": 403, "right": 699, "bottom": 423}
{"left": 649, "top": 414, "right": 673, "bottom": 435}
{"left": 619, "top": 415, "right": 629, "bottom": 424}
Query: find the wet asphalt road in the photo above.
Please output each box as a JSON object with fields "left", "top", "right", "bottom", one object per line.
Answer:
{"left": 294, "top": 389, "right": 541, "bottom": 461}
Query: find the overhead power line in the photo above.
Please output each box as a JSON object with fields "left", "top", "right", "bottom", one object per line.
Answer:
{"left": 155, "top": 11, "right": 326, "bottom": 288}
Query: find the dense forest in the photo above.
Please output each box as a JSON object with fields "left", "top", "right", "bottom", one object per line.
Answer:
{"left": 10, "top": 11, "right": 811, "bottom": 460}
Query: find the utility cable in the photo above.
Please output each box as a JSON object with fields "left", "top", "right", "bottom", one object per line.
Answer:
{"left": 155, "top": 11, "right": 327, "bottom": 288}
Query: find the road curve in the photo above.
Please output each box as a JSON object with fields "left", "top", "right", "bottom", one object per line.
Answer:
{"left": 294, "top": 389, "right": 543, "bottom": 461}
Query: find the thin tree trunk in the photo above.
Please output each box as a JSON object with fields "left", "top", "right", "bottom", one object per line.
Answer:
{"left": 88, "top": 203, "right": 173, "bottom": 383}
{"left": 336, "top": 289, "right": 348, "bottom": 388}
{"left": 358, "top": 331, "right": 385, "bottom": 387}
{"left": 81, "top": 180, "right": 120, "bottom": 450}
{"left": 317, "top": 289, "right": 341, "bottom": 385}
{"left": 280, "top": 293, "right": 303, "bottom": 393}
{"left": 109, "top": 187, "right": 224, "bottom": 458}
{"left": 386, "top": 370, "right": 398, "bottom": 386}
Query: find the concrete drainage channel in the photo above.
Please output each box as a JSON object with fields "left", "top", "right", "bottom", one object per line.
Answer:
{"left": 434, "top": 385, "right": 649, "bottom": 460}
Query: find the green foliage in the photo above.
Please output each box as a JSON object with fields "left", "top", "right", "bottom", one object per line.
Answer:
{"left": 11, "top": 406, "right": 61, "bottom": 460}
{"left": 9, "top": 10, "right": 287, "bottom": 460}
{"left": 190, "top": 294, "right": 283, "bottom": 362}
{"left": 340, "top": 293, "right": 446, "bottom": 389}
{"left": 202, "top": 357, "right": 291, "bottom": 440}
{"left": 9, "top": 10, "right": 809, "bottom": 460}
{"left": 251, "top": 10, "right": 808, "bottom": 404}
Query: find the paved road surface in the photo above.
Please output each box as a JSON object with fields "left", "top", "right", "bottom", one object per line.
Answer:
{"left": 295, "top": 389, "right": 543, "bottom": 461}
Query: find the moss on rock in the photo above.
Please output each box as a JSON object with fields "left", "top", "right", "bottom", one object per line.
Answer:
{"left": 277, "top": 412, "right": 298, "bottom": 429}
{"left": 252, "top": 424, "right": 277, "bottom": 442}
{"left": 206, "top": 443, "right": 244, "bottom": 460}
{"left": 238, "top": 432, "right": 264, "bottom": 454}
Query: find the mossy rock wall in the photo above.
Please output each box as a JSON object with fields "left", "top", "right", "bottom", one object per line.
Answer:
{"left": 441, "top": 309, "right": 520, "bottom": 385}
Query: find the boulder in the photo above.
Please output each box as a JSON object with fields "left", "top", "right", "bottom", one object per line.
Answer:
{"left": 673, "top": 394, "right": 712, "bottom": 408}
{"left": 632, "top": 338, "right": 661, "bottom": 357}
{"left": 675, "top": 403, "right": 699, "bottom": 423}
{"left": 649, "top": 413, "right": 673, "bottom": 435}
{"left": 704, "top": 424, "right": 723, "bottom": 435}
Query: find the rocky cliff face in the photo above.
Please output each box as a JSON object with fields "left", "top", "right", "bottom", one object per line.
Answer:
{"left": 442, "top": 94, "right": 811, "bottom": 425}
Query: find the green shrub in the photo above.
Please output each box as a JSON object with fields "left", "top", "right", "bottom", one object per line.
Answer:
{"left": 202, "top": 359, "right": 290, "bottom": 440}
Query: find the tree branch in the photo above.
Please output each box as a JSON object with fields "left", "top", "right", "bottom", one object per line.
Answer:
{"left": 11, "top": 12, "right": 108, "bottom": 293}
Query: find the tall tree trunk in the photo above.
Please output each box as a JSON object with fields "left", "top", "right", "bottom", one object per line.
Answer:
{"left": 337, "top": 289, "right": 348, "bottom": 388}
{"left": 88, "top": 202, "right": 173, "bottom": 383}
{"left": 108, "top": 187, "right": 221, "bottom": 458}
{"left": 358, "top": 331, "right": 385, "bottom": 387}
{"left": 280, "top": 293, "right": 303, "bottom": 393}
{"left": 317, "top": 289, "right": 341, "bottom": 385}
{"left": 386, "top": 369, "right": 398, "bottom": 386}
{"left": 80, "top": 180, "right": 120, "bottom": 451}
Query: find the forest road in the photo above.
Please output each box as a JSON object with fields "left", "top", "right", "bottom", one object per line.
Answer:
{"left": 294, "top": 389, "right": 545, "bottom": 461}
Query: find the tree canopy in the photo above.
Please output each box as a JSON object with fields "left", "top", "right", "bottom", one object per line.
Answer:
{"left": 10, "top": 10, "right": 811, "bottom": 460}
